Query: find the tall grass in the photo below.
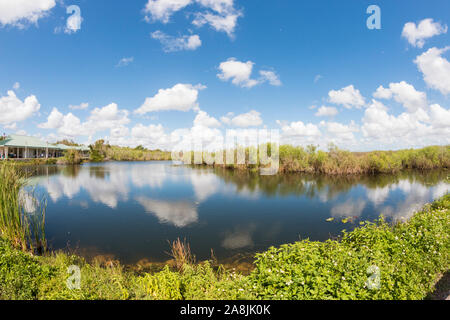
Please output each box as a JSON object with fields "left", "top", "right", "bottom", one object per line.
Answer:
{"left": 167, "top": 238, "right": 196, "bottom": 271}
{"left": 89, "top": 139, "right": 172, "bottom": 162}
{"left": 195, "top": 144, "right": 450, "bottom": 175}
{"left": 0, "top": 162, "right": 46, "bottom": 253}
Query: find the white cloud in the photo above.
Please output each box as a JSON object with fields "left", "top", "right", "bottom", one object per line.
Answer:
{"left": 321, "top": 121, "right": 359, "bottom": 143}
{"left": 13, "top": 82, "right": 20, "bottom": 90}
{"left": 373, "top": 81, "right": 427, "bottom": 112}
{"left": 128, "top": 123, "right": 171, "bottom": 149}
{"left": 259, "top": 70, "right": 282, "bottom": 86}
{"left": 217, "top": 58, "right": 280, "bottom": 88}
{"left": 143, "top": 0, "right": 192, "bottom": 23}
{"left": 193, "top": 10, "right": 241, "bottom": 37}
{"left": 39, "top": 103, "right": 130, "bottom": 138}
{"left": 328, "top": 85, "right": 365, "bottom": 109}
{"left": 217, "top": 58, "right": 257, "bottom": 88}
{"left": 0, "top": 90, "right": 40, "bottom": 126}
{"left": 193, "top": 110, "right": 221, "bottom": 128}
{"left": 314, "top": 75, "right": 322, "bottom": 83}
{"left": 56, "top": 112, "right": 86, "bottom": 137}
{"left": 38, "top": 107, "right": 64, "bottom": 129}
{"left": 69, "top": 102, "right": 89, "bottom": 110}
{"left": 429, "top": 104, "right": 450, "bottom": 128}
{"left": 221, "top": 110, "right": 263, "bottom": 127}
{"left": 151, "top": 31, "right": 201, "bottom": 52}
{"left": 315, "top": 106, "right": 338, "bottom": 117}
{"left": 143, "top": 0, "right": 242, "bottom": 37}
{"left": 402, "top": 18, "right": 447, "bottom": 48}
{"left": 135, "top": 83, "right": 203, "bottom": 114}
{"left": 195, "top": 0, "right": 234, "bottom": 14}
{"left": 415, "top": 47, "right": 450, "bottom": 95}
{"left": 278, "top": 120, "right": 321, "bottom": 138}
{"left": 116, "top": 57, "right": 134, "bottom": 67}
{"left": 0, "top": 0, "right": 56, "bottom": 27}
{"left": 86, "top": 103, "right": 130, "bottom": 132}
{"left": 361, "top": 99, "right": 450, "bottom": 148}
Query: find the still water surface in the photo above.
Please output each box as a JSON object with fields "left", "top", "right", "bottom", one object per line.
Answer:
{"left": 27, "top": 162, "right": 449, "bottom": 264}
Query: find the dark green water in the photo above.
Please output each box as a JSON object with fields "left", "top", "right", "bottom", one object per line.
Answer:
{"left": 26, "top": 162, "right": 449, "bottom": 264}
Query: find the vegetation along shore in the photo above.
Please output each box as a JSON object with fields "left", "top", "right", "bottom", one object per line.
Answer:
{"left": 193, "top": 144, "right": 450, "bottom": 175}
{"left": 3, "top": 139, "right": 449, "bottom": 177}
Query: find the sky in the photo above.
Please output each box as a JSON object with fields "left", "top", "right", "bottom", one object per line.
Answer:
{"left": 0, "top": 0, "right": 449, "bottom": 151}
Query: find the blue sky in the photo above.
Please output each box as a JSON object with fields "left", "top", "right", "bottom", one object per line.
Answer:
{"left": 0, "top": 0, "right": 449, "bottom": 151}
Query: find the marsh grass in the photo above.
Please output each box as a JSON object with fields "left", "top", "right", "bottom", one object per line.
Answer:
{"left": 0, "top": 162, "right": 46, "bottom": 253}
{"left": 194, "top": 144, "right": 450, "bottom": 175}
{"left": 167, "top": 238, "right": 196, "bottom": 271}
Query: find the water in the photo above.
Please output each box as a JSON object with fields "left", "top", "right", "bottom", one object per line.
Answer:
{"left": 26, "top": 162, "right": 449, "bottom": 265}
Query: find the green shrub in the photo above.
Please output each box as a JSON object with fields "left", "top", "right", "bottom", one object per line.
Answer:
{"left": 62, "top": 149, "right": 82, "bottom": 165}
{"left": 247, "top": 194, "right": 449, "bottom": 300}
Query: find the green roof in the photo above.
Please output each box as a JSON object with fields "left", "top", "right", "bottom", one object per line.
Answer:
{"left": 0, "top": 135, "right": 89, "bottom": 151}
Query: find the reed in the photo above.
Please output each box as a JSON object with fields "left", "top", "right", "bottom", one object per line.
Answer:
{"left": 194, "top": 144, "right": 450, "bottom": 175}
{"left": 0, "top": 162, "right": 46, "bottom": 253}
{"left": 167, "top": 238, "right": 196, "bottom": 271}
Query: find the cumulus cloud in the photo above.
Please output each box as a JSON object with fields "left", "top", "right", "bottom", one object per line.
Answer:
{"left": 328, "top": 85, "right": 365, "bottom": 109}
{"left": 86, "top": 103, "right": 130, "bottom": 132}
{"left": 217, "top": 58, "right": 281, "bottom": 88}
{"left": 38, "top": 107, "right": 64, "bottom": 129}
{"left": 361, "top": 99, "right": 450, "bottom": 148}
{"left": 278, "top": 120, "right": 321, "bottom": 139}
{"left": 135, "top": 83, "right": 204, "bottom": 114}
{"left": 402, "top": 18, "right": 447, "bottom": 48}
{"left": 315, "top": 106, "right": 338, "bottom": 117}
{"left": 151, "top": 31, "right": 201, "bottom": 52}
{"left": 321, "top": 121, "right": 359, "bottom": 143}
{"left": 221, "top": 110, "right": 263, "bottom": 127}
{"left": 143, "top": 0, "right": 242, "bottom": 37}
{"left": 128, "top": 123, "right": 171, "bottom": 150}
{"left": 259, "top": 70, "right": 282, "bottom": 86}
{"left": 429, "top": 104, "right": 450, "bottom": 128}
{"left": 55, "top": 112, "right": 86, "bottom": 137}
{"left": 373, "top": 81, "right": 427, "bottom": 112}
{"left": 192, "top": 9, "right": 242, "bottom": 37}
{"left": 194, "top": 110, "right": 221, "bottom": 128}
{"left": 143, "top": 0, "right": 192, "bottom": 23}
{"left": 0, "top": 0, "right": 56, "bottom": 28}
{"left": 218, "top": 58, "right": 258, "bottom": 88}
{"left": 0, "top": 90, "right": 40, "bottom": 126}
{"left": 415, "top": 47, "right": 450, "bottom": 95}
{"left": 39, "top": 103, "right": 130, "bottom": 138}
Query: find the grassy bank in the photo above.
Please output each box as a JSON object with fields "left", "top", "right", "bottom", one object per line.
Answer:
{"left": 195, "top": 144, "right": 450, "bottom": 175}
{"left": 1, "top": 181, "right": 448, "bottom": 299}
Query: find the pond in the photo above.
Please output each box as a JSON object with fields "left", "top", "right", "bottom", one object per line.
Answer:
{"left": 26, "top": 161, "right": 449, "bottom": 265}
